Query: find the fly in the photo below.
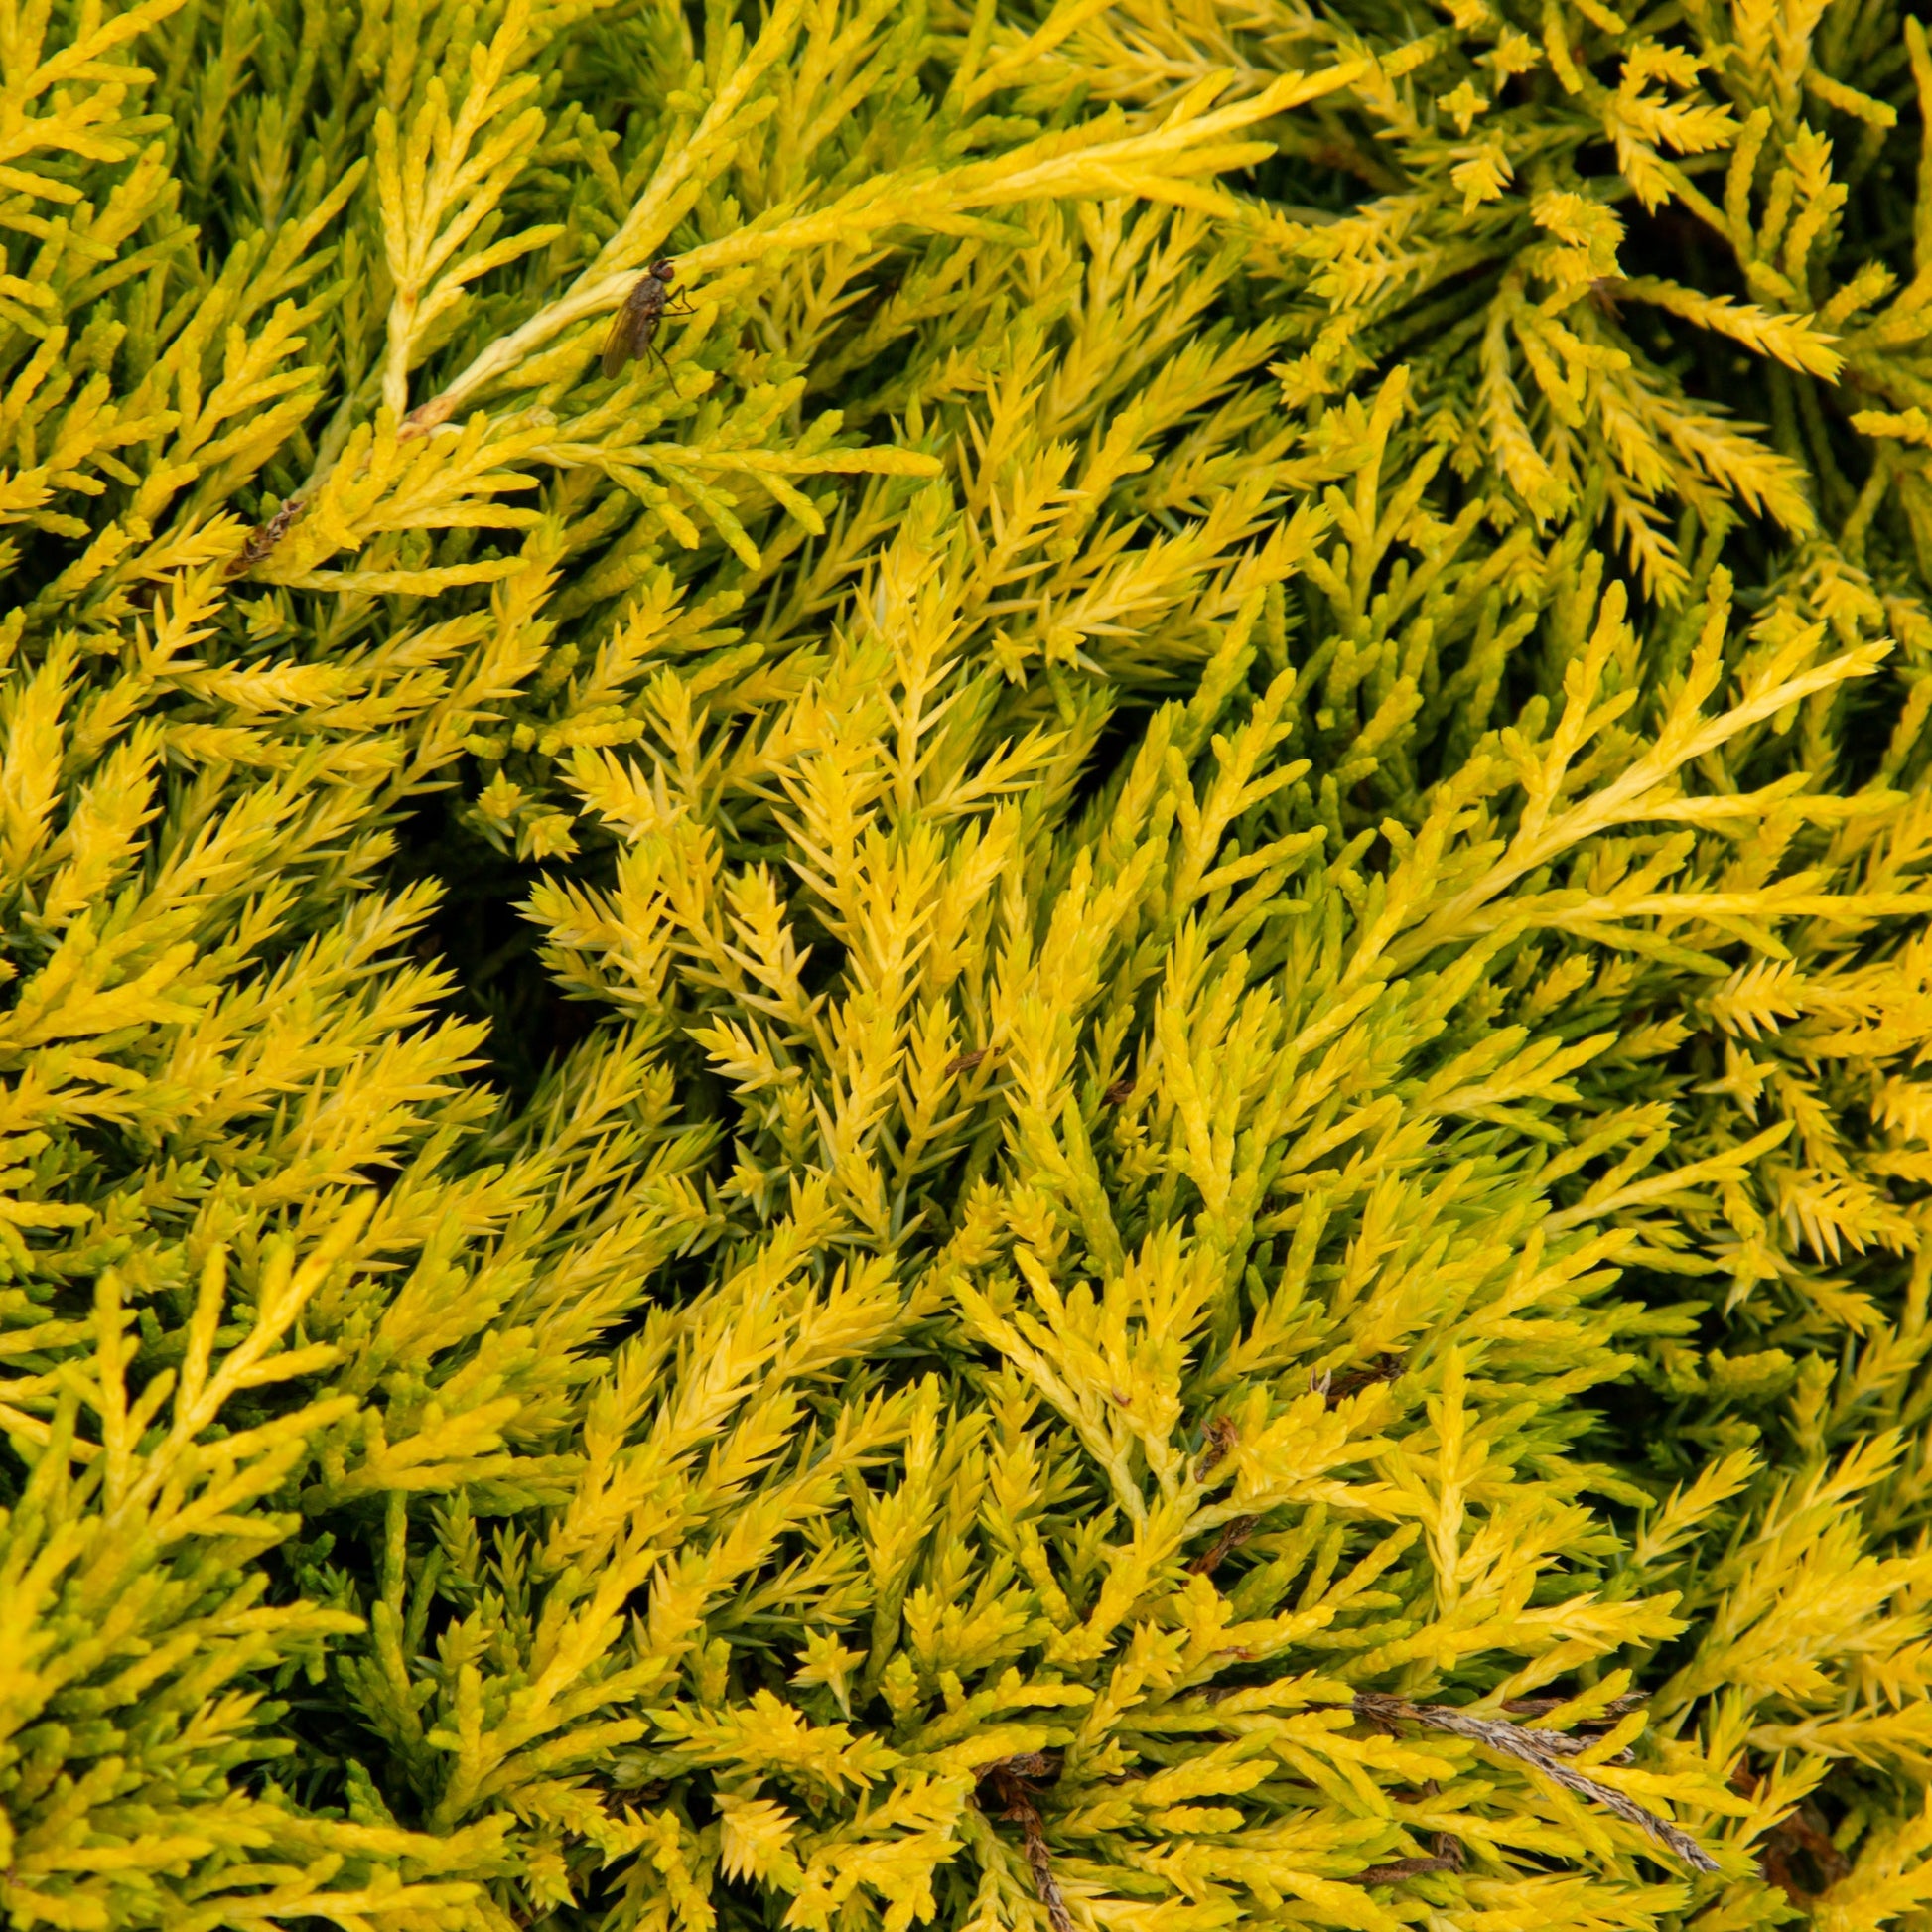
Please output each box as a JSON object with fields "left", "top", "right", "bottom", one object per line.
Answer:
{"left": 602, "top": 257, "right": 696, "bottom": 381}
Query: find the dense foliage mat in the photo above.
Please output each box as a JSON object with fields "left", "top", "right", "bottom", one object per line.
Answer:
{"left": 4, "top": 0, "right": 1932, "bottom": 1926}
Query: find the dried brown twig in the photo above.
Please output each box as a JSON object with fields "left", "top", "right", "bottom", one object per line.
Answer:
{"left": 1310, "top": 1353, "right": 1404, "bottom": 1405}
{"left": 1351, "top": 1781, "right": 1467, "bottom": 1884}
{"left": 1188, "top": 1514, "right": 1259, "bottom": 1577}
{"left": 1194, "top": 1417, "right": 1237, "bottom": 1477}
{"left": 1351, "top": 1855, "right": 1460, "bottom": 1886}
{"left": 1498, "top": 1694, "right": 1643, "bottom": 1762}
{"left": 1750, "top": 1787, "right": 1850, "bottom": 1903}
{"left": 225, "top": 496, "right": 306, "bottom": 578}
{"left": 1353, "top": 1695, "right": 1719, "bottom": 1874}
{"left": 976, "top": 1753, "right": 1072, "bottom": 1932}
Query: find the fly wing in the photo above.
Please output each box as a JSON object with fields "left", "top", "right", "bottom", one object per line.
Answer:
{"left": 603, "top": 277, "right": 668, "bottom": 379}
{"left": 602, "top": 298, "right": 641, "bottom": 379}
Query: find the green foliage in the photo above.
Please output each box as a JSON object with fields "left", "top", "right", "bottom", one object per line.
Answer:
{"left": 2, "top": 0, "right": 1932, "bottom": 1928}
